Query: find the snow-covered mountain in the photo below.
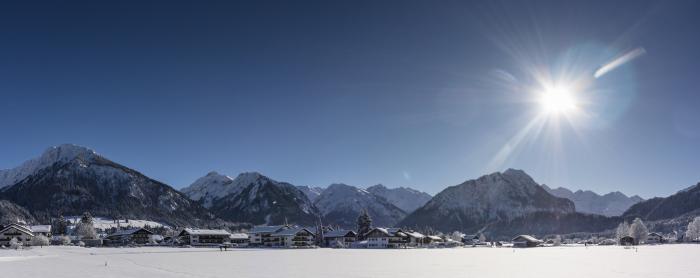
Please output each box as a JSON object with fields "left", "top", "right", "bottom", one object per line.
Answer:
{"left": 623, "top": 181, "right": 700, "bottom": 221}
{"left": 366, "top": 184, "right": 431, "bottom": 213}
{"left": 314, "top": 183, "right": 407, "bottom": 228}
{"left": 0, "top": 144, "right": 98, "bottom": 188}
{"left": 0, "top": 144, "right": 217, "bottom": 226}
{"left": 181, "top": 171, "right": 236, "bottom": 208}
{"left": 182, "top": 172, "right": 320, "bottom": 225}
{"left": 400, "top": 169, "right": 576, "bottom": 233}
{"left": 297, "top": 185, "right": 324, "bottom": 202}
{"left": 541, "top": 185, "right": 643, "bottom": 216}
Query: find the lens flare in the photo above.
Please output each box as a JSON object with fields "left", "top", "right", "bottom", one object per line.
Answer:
{"left": 539, "top": 86, "right": 577, "bottom": 115}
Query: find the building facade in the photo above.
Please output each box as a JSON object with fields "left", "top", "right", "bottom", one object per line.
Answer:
{"left": 179, "top": 228, "right": 231, "bottom": 246}
{"left": 0, "top": 224, "right": 34, "bottom": 246}
{"left": 105, "top": 228, "right": 154, "bottom": 245}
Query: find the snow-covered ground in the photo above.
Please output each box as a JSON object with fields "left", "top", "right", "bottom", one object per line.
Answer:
{"left": 0, "top": 245, "right": 697, "bottom": 278}
{"left": 65, "top": 216, "right": 167, "bottom": 230}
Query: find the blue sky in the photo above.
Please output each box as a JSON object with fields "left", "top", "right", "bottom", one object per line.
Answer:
{"left": 1, "top": 0, "right": 699, "bottom": 198}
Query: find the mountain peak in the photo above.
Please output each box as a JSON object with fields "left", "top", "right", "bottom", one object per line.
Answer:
{"left": 368, "top": 184, "right": 387, "bottom": 189}
{"left": 42, "top": 144, "right": 98, "bottom": 163}
{"left": 206, "top": 171, "right": 221, "bottom": 177}
{"left": 0, "top": 144, "right": 100, "bottom": 188}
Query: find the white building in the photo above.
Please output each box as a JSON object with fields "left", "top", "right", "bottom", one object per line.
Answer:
{"left": 404, "top": 231, "right": 425, "bottom": 247}
{"left": 29, "top": 225, "right": 52, "bottom": 237}
{"left": 271, "top": 227, "right": 315, "bottom": 248}
{"left": 248, "top": 225, "right": 287, "bottom": 247}
{"left": 365, "top": 228, "right": 407, "bottom": 248}
{"left": 229, "top": 233, "right": 249, "bottom": 246}
{"left": 178, "top": 228, "right": 231, "bottom": 246}
{"left": 0, "top": 224, "right": 34, "bottom": 246}
{"left": 646, "top": 232, "right": 663, "bottom": 244}
{"left": 322, "top": 230, "right": 356, "bottom": 247}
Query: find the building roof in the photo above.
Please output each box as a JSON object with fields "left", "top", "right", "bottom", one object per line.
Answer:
{"left": 230, "top": 233, "right": 249, "bottom": 240}
{"left": 182, "top": 228, "right": 231, "bottom": 236}
{"left": 108, "top": 228, "right": 153, "bottom": 237}
{"left": 249, "top": 225, "right": 287, "bottom": 234}
{"left": 0, "top": 223, "right": 34, "bottom": 236}
{"left": 386, "top": 228, "right": 402, "bottom": 234}
{"left": 512, "top": 235, "right": 542, "bottom": 243}
{"left": 30, "top": 225, "right": 51, "bottom": 233}
{"left": 404, "top": 231, "right": 425, "bottom": 239}
{"left": 648, "top": 232, "right": 663, "bottom": 237}
{"left": 366, "top": 227, "right": 390, "bottom": 237}
{"left": 324, "top": 230, "right": 356, "bottom": 238}
{"left": 271, "top": 227, "right": 313, "bottom": 237}
{"left": 427, "top": 235, "right": 443, "bottom": 241}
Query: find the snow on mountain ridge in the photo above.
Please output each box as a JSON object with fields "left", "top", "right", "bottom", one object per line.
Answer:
{"left": 366, "top": 183, "right": 432, "bottom": 213}
{"left": 0, "top": 144, "right": 99, "bottom": 188}
{"left": 541, "top": 184, "right": 644, "bottom": 216}
{"left": 314, "top": 183, "right": 406, "bottom": 228}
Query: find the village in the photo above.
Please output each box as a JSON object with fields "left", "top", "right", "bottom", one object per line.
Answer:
{"left": 2, "top": 211, "right": 698, "bottom": 251}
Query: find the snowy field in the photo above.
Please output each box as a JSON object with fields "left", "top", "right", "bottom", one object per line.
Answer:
{"left": 65, "top": 216, "right": 167, "bottom": 229}
{"left": 1, "top": 245, "right": 698, "bottom": 278}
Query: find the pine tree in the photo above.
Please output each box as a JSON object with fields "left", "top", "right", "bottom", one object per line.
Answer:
{"left": 53, "top": 214, "right": 68, "bottom": 235}
{"left": 356, "top": 209, "right": 372, "bottom": 240}
{"left": 76, "top": 211, "right": 97, "bottom": 240}
{"left": 80, "top": 212, "right": 94, "bottom": 225}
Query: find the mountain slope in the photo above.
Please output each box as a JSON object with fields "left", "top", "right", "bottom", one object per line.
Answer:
{"left": 185, "top": 172, "right": 320, "bottom": 226}
{"left": 0, "top": 199, "right": 36, "bottom": 225}
{"left": 542, "top": 185, "right": 643, "bottom": 216}
{"left": 297, "top": 185, "right": 324, "bottom": 202}
{"left": 181, "top": 171, "right": 236, "bottom": 208}
{"left": 399, "top": 169, "right": 575, "bottom": 233}
{"left": 314, "top": 183, "right": 407, "bottom": 228}
{"left": 366, "top": 184, "right": 431, "bottom": 213}
{"left": 0, "top": 144, "right": 217, "bottom": 226}
{"left": 623, "top": 182, "right": 700, "bottom": 221}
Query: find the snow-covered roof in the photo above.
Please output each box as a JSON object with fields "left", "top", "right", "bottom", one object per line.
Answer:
{"left": 404, "top": 231, "right": 425, "bottom": 238}
{"left": 271, "top": 227, "right": 312, "bottom": 237}
{"left": 0, "top": 223, "right": 34, "bottom": 236}
{"left": 427, "top": 235, "right": 443, "bottom": 240}
{"left": 370, "top": 228, "right": 390, "bottom": 236}
{"left": 249, "top": 225, "right": 286, "bottom": 234}
{"left": 512, "top": 235, "right": 541, "bottom": 242}
{"left": 108, "top": 228, "right": 153, "bottom": 237}
{"left": 230, "top": 233, "right": 249, "bottom": 240}
{"left": 30, "top": 225, "right": 51, "bottom": 233}
{"left": 182, "top": 228, "right": 230, "bottom": 236}
{"left": 324, "top": 230, "right": 356, "bottom": 238}
{"left": 386, "top": 228, "right": 402, "bottom": 234}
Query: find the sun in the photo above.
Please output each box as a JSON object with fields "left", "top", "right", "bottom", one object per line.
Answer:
{"left": 539, "top": 86, "right": 578, "bottom": 115}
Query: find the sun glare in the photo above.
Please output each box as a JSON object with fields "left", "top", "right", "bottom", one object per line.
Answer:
{"left": 539, "top": 86, "right": 577, "bottom": 115}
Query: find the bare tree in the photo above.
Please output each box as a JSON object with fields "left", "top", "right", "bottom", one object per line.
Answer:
{"left": 9, "top": 238, "right": 22, "bottom": 250}
{"left": 615, "top": 221, "right": 630, "bottom": 242}
{"left": 685, "top": 217, "right": 700, "bottom": 242}
{"left": 31, "top": 235, "right": 50, "bottom": 247}
{"left": 629, "top": 218, "right": 648, "bottom": 245}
